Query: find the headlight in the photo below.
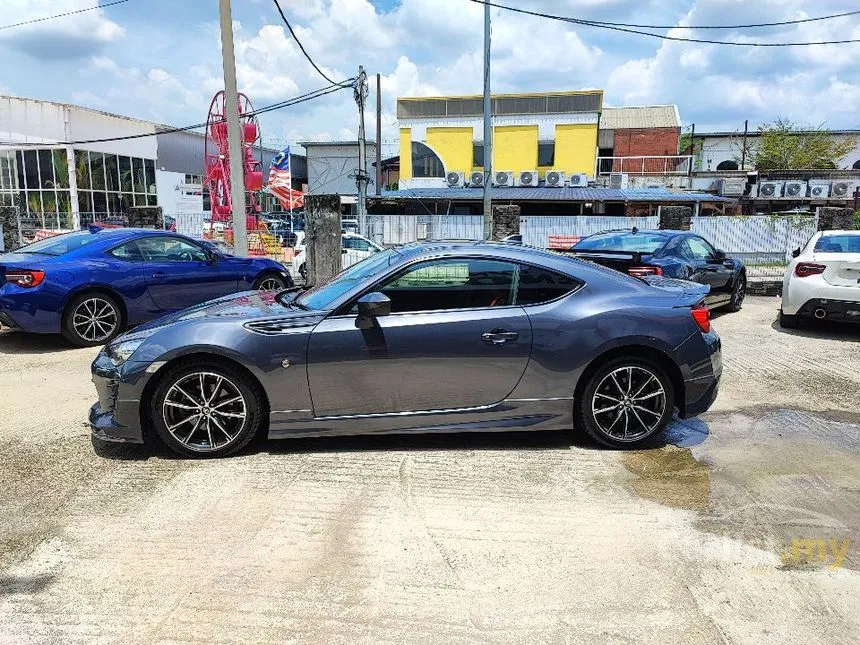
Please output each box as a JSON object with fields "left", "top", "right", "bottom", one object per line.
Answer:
{"left": 106, "top": 329, "right": 157, "bottom": 365}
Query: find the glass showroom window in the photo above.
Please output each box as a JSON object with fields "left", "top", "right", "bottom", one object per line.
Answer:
{"left": 11, "top": 149, "right": 72, "bottom": 227}
{"left": 73, "top": 150, "right": 158, "bottom": 215}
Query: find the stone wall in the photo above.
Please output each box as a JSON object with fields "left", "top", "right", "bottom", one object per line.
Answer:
{"left": 491, "top": 205, "right": 520, "bottom": 240}
{"left": 817, "top": 207, "right": 854, "bottom": 231}
{"left": 659, "top": 206, "right": 692, "bottom": 231}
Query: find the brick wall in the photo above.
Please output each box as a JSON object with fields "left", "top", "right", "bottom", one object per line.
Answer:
{"left": 612, "top": 127, "right": 680, "bottom": 157}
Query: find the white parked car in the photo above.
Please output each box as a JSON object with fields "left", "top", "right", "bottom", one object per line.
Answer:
{"left": 780, "top": 229, "right": 860, "bottom": 328}
{"left": 291, "top": 231, "right": 384, "bottom": 280}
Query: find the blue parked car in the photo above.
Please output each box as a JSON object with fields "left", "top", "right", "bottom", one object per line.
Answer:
{"left": 0, "top": 228, "right": 292, "bottom": 347}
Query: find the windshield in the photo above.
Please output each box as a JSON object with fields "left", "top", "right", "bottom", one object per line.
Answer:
{"left": 295, "top": 248, "right": 399, "bottom": 310}
{"left": 574, "top": 232, "right": 668, "bottom": 254}
{"left": 814, "top": 234, "right": 860, "bottom": 253}
{"left": 16, "top": 231, "right": 100, "bottom": 256}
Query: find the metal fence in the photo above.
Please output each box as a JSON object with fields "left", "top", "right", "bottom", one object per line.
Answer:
{"left": 596, "top": 155, "right": 694, "bottom": 176}
{"left": 365, "top": 214, "right": 484, "bottom": 245}
{"left": 520, "top": 215, "right": 659, "bottom": 249}
{"left": 690, "top": 215, "right": 817, "bottom": 281}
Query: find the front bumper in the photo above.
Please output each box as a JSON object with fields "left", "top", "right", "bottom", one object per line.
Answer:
{"left": 89, "top": 352, "right": 148, "bottom": 444}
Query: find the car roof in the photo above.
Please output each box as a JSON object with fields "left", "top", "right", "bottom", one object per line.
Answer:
{"left": 820, "top": 229, "right": 859, "bottom": 236}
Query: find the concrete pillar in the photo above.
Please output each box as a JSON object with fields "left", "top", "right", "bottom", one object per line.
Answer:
{"left": 491, "top": 204, "right": 520, "bottom": 240}
{"left": 817, "top": 207, "right": 854, "bottom": 231}
{"left": 305, "top": 194, "right": 342, "bottom": 285}
{"left": 0, "top": 206, "right": 18, "bottom": 252}
{"left": 659, "top": 206, "right": 692, "bottom": 231}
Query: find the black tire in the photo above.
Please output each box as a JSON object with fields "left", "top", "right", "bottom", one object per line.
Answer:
{"left": 61, "top": 292, "right": 124, "bottom": 347}
{"left": 724, "top": 272, "right": 746, "bottom": 312}
{"left": 298, "top": 263, "right": 307, "bottom": 280}
{"left": 149, "top": 359, "right": 264, "bottom": 458}
{"left": 576, "top": 357, "right": 674, "bottom": 448}
{"left": 779, "top": 309, "right": 799, "bottom": 329}
{"left": 252, "top": 272, "right": 289, "bottom": 291}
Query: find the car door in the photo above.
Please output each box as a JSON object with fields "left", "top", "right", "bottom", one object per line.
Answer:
{"left": 306, "top": 257, "right": 533, "bottom": 417}
{"left": 681, "top": 236, "right": 733, "bottom": 304}
{"left": 137, "top": 235, "right": 238, "bottom": 310}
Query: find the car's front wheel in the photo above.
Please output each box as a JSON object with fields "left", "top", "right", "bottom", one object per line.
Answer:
{"left": 150, "top": 360, "right": 264, "bottom": 458}
{"left": 298, "top": 263, "right": 307, "bottom": 280}
{"left": 253, "top": 273, "right": 288, "bottom": 291}
{"left": 62, "top": 292, "right": 123, "bottom": 347}
{"left": 577, "top": 357, "right": 674, "bottom": 448}
{"left": 724, "top": 272, "right": 746, "bottom": 312}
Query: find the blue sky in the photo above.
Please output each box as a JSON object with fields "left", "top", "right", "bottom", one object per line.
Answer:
{"left": 2, "top": 0, "right": 859, "bottom": 156}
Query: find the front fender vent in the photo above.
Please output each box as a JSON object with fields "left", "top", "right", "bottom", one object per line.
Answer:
{"left": 244, "top": 316, "right": 322, "bottom": 335}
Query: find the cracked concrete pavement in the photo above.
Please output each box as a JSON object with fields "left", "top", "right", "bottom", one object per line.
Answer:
{"left": 0, "top": 296, "right": 858, "bottom": 644}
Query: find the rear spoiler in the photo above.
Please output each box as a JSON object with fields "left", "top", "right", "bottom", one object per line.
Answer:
{"left": 568, "top": 249, "right": 644, "bottom": 263}
{"left": 640, "top": 275, "right": 710, "bottom": 307}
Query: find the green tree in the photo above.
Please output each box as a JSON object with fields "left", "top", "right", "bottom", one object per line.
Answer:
{"left": 747, "top": 118, "right": 857, "bottom": 170}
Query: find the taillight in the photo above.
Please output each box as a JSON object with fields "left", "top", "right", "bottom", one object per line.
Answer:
{"left": 794, "top": 262, "right": 826, "bottom": 278}
{"left": 628, "top": 265, "right": 663, "bottom": 277}
{"left": 691, "top": 304, "right": 711, "bottom": 333}
{"left": 294, "top": 249, "right": 302, "bottom": 257}
{"left": 5, "top": 269, "right": 45, "bottom": 288}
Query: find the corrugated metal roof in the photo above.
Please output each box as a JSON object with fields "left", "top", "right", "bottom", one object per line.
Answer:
{"left": 600, "top": 106, "right": 679, "bottom": 130}
{"left": 379, "top": 187, "right": 728, "bottom": 203}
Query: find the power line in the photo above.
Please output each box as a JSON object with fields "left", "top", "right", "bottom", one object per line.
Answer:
{"left": 272, "top": 0, "right": 346, "bottom": 87}
{"left": 469, "top": 0, "right": 860, "bottom": 47}
{"left": 0, "top": 0, "right": 129, "bottom": 31}
{"left": 3, "top": 83, "right": 352, "bottom": 147}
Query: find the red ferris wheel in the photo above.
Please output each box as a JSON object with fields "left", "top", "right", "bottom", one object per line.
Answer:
{"left": 204, "top": 91, "right": 264, "bottom": 224}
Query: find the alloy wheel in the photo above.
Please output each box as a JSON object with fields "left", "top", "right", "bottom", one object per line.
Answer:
{"left": 257, "top": 276, "right": 285, "bottom": 291}
{"left": 162, "top": 371, "right": 247, "bottom": 453}
{"left": 732, "top": 276, "right": 746, "bottom": 309}
{"left": 73, "top": 297, "right": 118, "bottom": 343}
{"left": 591, "top": 366, "right": 667, "bottom": 442}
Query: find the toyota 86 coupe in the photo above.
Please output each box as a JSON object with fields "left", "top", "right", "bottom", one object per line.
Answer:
{"left": 90, "top": 241, "right": 722, "bottom": 457}
{"left": 0, "top": 227, "right": 292, "bottom": 346}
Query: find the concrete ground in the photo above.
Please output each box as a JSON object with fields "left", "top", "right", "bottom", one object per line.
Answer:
{"left": 0, "top": 296, "right": 858, "bottom": 644}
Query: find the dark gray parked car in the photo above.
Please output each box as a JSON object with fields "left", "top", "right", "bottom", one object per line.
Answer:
{"left": 90, "top": 241, "right": 722, "bottom": 457}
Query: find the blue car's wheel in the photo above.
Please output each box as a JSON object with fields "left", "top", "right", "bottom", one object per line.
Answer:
{"left": 62, "top": 292, "right": 123, "bottom": 347}
{"left": 253, "top": 273, "right": 288, "bottom": 291}
{"left": 150, "top": 359, "right": 264, "bottom": 458}
{"left": 577, "top": 357, "right": 674, "bottom": 448}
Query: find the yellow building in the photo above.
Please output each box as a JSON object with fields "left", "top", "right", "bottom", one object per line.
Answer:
{"left": 397, "top": 90, "right": 602, "bottom": 188}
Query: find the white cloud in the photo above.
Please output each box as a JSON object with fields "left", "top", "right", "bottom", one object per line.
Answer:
{"left": 0, "top": 0, "right": 125, "bottom": 59}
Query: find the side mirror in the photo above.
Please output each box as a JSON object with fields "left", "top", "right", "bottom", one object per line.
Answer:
{"left": 355, "top": 292, "right": 391, "bottom": 329}
{"left": 207, "top": 250, "right": 219, "bottom": 264}
{"left": 791, "top": 248, "right": 801, "bottom": 258}
{"left": 714, "top": 249, "right": 726, "bottom": 261}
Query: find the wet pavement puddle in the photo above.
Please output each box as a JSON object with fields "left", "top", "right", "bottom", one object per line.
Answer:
{"left": 622, "top": 407, "right": 860, "bottom": 571}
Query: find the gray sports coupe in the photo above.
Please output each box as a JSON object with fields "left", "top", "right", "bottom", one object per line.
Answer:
{"left": 90, "top": 241, "right": 722, "bottom": 457}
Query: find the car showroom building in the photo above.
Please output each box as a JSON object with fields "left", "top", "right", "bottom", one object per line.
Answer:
{"left": 0, "top": 95, "right": 307, "bottom": 228}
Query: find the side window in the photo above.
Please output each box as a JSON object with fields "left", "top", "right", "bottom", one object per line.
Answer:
{"left": 137, "top": 236, "right": 209, "bottom": 262}
{"left": 379, "top": 258, "right": 516, "bottom": 313}
{"left": 686, "top": 236, "right": 715, "bottom": 261}
{"left": 516, "top": 264, "right": 580, "bottom": 305}
{"left": 344, "top": 237, "right": 372, "bottom": 252}
{"left": 109, "top": 241, "right": 143, "bottom": 261}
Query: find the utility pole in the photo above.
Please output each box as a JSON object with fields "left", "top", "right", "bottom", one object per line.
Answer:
{"left": 376, "top": 73, "right": 382, "bottom": 196}
{"left": 741, "top": 119, "right": 749, "bottom": 170}
{"left": 219, "top": 0, "right": 247, "bottom": 255}
{"left": 355, "top": 66, "right": 369, "bottom": 236}
{"left": 688, "top": 123, "right": 695, "bottom": 176}
{"left": 482, "top": 0, "right": 493, "bottom": 239}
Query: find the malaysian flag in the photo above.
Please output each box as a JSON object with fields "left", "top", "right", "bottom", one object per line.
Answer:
{"left": 267, "top": 146, "right": 304, "bottom": 210}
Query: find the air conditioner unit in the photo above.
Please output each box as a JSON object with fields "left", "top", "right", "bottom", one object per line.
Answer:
{"left": 544, "top": 170, "right": 566, "bottom": 187}
{"left": 446, "top": 171, "right": 465, "bottom": 188}
{"left": 756, "top": 181, "right": 783, "bottom": 199}
{"left": 782, "top": 181, "right": 807, "bottom": 199}
{"left": 717, "top": 178, "right": 746, "bottom": 196}
{"left": 517, "top": 170, "right": 538, "bottom": 187}
{"left": 609, "top": 172, "right": 629, "bottom": 189}
{"left": 568, "top": 173, "right": 588, "bottom": 187}
{"left": 831, "top": 181, "right": 858, "bottom": 199}
{"left": 469, "top": 171, "right": 484, "bottom": 187}
{"left": 494, "top": 170, "right": 514, "bottom": 187}
{"left": 808, "top": 181, "right": 831, "bottom": 199}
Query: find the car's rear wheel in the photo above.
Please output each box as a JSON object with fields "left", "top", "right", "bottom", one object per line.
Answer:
{"left": 779, "top": 309, "right": 799, "bottom": 328}
{"left": 62, "top": 292, "right": 123, "bottom": 347}
{"left": 253, "top": 273, "right": 288, "bottom": 291}
{"left": 577, "top": 358, "right": 674, "bottom": 448}
{"left": 150, "top": 360, "right": 264, "bottom": 458}
{"left": 724, "top": 273, "right": 746, "bottom": 312}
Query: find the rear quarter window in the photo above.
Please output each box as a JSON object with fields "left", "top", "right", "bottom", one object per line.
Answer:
{"left": 516, "top": 264, "right": 581, "bottom": 305}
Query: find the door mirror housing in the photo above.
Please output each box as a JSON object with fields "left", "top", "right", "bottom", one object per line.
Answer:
{"left": 791, "top": 247, "right": 801, "bottom": 258}
{"left": 355, "top": 292, "right": 391, "bottom": 329}
{"left": 713, "top": 249, "right": 726, "bottom": 262}
{"left": 205, "top": 249, "right": 219, "bottom": 264}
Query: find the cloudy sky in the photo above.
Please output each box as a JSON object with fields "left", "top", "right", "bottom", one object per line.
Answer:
{"left": 2, "top": 0, "right": 859, "bottom": 156}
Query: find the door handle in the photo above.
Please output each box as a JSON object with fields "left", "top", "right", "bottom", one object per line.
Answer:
{"left": 151, "top": 271, "right": 167, "bottom": 279}
{"left": 482, "top": 328, "right": 519, "bottom": 345}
